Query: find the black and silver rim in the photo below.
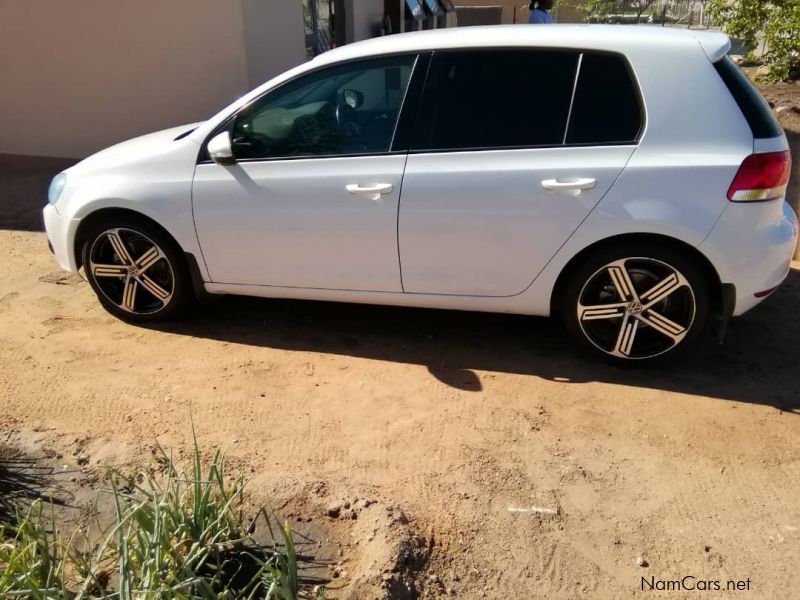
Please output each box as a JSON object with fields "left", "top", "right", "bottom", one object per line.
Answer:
{"left": 88, "top": 228, "right": 174, "bottom": 315}
{"left": 576, "top": 257, "right": 695, "bottom": 360}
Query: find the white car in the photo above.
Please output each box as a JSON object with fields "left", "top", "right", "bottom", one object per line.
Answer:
{"left": 43, "top": 25, "right": 797, "bottom": 363}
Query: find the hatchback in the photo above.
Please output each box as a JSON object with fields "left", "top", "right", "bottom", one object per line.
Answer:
{"left": 44, "top": 25, "right": 798, "bottom": 363}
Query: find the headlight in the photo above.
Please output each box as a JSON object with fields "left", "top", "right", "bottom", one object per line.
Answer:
{"left": 48, "top": 173, "right": 67, "bottom": 205}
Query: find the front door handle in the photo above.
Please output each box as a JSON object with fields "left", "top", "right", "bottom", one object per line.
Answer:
{"left": 541, "top": 177, "right": 597, "bottom": 191}
{"left": 346, "top": 183, "right": 393, "bottom": 199}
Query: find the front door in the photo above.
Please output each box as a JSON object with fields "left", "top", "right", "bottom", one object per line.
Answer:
{"left": 192, "top": 54, "right": 418, "bottom": 292}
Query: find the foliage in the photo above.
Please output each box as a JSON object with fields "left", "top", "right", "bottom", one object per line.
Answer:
{"left": 580, "top": 0, "right": 617, "bottom": 22}
{"left": 764, "top": 0, "right": 800, "bottom": 81}
{"left": 0, "top": 501, "right": 69, "bottom": 599}
{"left": 708, "top": 0, "right": 800, "bottom": 81}
{"left": 623, "top": 0, "right": 657, "bottom": 18}
{"left": 579, "top": 0, "right": 658, "bottom": 22}
{"left": 707, "top": 0, "right": 769, "bottom": 49}
{"left": 740, "top": 50, "right": 763, "bottom": 67}
{"left": 0, "top": 440, "right": 307, "bottom": 600}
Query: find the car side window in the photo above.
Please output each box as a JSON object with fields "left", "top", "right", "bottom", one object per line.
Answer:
{"left": 565, "top": 53, "right": 643, "bottom": 145}
{"left": 231, "top": 55, "right": 416, "bottom": 160}
{"left": 414, "top": 49, "right": 580, "bottom": 151}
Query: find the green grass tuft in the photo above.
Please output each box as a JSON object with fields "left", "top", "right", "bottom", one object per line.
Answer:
{"left": 0, "top": 436, "right": 309, "bottom": 600}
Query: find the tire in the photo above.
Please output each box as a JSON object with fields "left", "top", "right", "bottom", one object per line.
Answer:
{"left": 561, "top": 242, "right": 710, "bottom": 365}
{"left": 81, "top": 215, "right": 190, "bottom": 323}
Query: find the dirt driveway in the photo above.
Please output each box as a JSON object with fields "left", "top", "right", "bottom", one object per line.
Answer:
{"left": 2, "top": 147, "right": 800, "bottom": 597}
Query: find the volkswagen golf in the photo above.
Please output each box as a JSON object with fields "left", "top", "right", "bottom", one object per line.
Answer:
{"left": 43, "top": 25, "right": 798, "bottom": 363}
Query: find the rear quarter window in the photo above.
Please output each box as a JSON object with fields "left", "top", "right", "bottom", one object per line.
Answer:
{"left": 565, "top": 52, "right": 643, "bottom": 145}
{"left": 714, "top": 57, "right": 782, "bottom": 139}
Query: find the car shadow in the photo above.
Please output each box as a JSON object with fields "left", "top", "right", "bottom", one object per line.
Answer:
{"left": 0, "top": 153, "right": 78, "bottom": 232}
{"left": 149, "top": 267, "right": 800, "bottom": 413}
{"left": 2, "top": 154, "right": 797, "bottom": 412}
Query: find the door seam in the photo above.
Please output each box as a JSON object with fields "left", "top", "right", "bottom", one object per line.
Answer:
{"left": 189, "top": 161, "right": 214, "bottom": 283}
{"left": 396, "top": 153, "right": 410, "bottom": 293}
{"left": 512, "top": 145, "right": 642, "bottom": 297}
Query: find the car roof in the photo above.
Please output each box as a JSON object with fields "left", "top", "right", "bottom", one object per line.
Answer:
{"left": 188, "top": 24, "right": 733, "bottom": 147}
{"left": 311, "top": 24, "right": 731, "bottom": 65}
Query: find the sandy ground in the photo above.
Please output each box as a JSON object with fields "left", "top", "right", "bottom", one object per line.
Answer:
{"left": 1, "top": 86, "right": 800, "bottom": 599}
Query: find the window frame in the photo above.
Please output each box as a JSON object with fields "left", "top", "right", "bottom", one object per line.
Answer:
{"left": 197, "top": 52, "right": 424, "bottom": 165}
{"left": 409, "top": 47, "right": 646, "bottom": 154}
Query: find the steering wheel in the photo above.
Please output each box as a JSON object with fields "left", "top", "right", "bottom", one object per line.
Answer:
{"left": 335, "top": 93, "right": 361, "bottom": 137}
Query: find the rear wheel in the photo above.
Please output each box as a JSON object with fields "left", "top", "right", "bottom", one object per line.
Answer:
{"left": 562, "top": 244, "right": 710, "bottom": 364}
{"left": 81, "top": 216, "right": 190, "bottom": 322}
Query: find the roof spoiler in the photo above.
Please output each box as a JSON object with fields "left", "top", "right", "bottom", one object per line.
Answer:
{"left": 691, "top": 31, "right": 731, "bottom": 63}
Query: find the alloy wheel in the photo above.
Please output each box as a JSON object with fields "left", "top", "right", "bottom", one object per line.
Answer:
{"left": 88, "top": 228, "right": 175, "bottom": 315}
{"left": 576, "top": 257, "right": 696, "bottom": 360}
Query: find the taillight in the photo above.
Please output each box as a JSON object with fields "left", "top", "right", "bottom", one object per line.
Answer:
{"left": 727, "top": 150, "right": 791, "bottom": 202}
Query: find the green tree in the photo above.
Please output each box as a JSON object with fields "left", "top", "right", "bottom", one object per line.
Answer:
{"left": 624, "top": 0, "right": 658, "bottom": 20}
{"left": 580, "top": 0, "right": 657, "bottom": 23}
{"left": 580, "top": 0, "right": 616, "bottom": 22}
{"left": 766, "top": 0, "right": 800, "bottom": 80}
{"left": 708, "top": 0, "right": 800, "bottom": 81}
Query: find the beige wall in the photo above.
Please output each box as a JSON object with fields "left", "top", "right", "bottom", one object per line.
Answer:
{"left": 0, "top": 0, "right": 305, "bottom": 158}
{"left": 242, "top": 0, "right": 305, "bottom": 87}
{"left": 344, "top": 0, "right": 384, "bottom": 42}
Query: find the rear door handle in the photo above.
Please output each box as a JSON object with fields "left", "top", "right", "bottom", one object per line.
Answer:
{"left": 346, "top": 183, "right": 393, "bottom": 198}
{"left": 541, "top": 177, "right": 597, "bottom": 191}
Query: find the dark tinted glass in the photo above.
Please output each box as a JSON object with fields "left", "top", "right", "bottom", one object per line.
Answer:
{"left": 565, "top": 53, "right": 642, "bottom": 145}
{"left": 232, "top": 55, "right": 415, "bottom": 160}
{"left": 714, "top": 56, "right": 782, "bottom": 139}
{"left": 416, "top": 50, "right": 579, "bottom": 150}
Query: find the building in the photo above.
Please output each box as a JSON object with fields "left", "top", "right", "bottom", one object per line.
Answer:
{"left": 452, "top": 0, "right": 585, "bottom": 25}
{"left": 1, "top": 0, "right": 307, "bottom": 158}
{"left": 0, "top": 0, "right": 593, "bottom": 159}
{"left": 0, "top": 0, "right": 407, "bottom": 159}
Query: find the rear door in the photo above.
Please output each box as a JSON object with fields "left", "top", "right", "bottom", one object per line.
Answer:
{"left": 397, "top": 50, "right": 643, "bottom": 296}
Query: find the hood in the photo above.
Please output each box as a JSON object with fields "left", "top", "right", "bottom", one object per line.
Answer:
{"left": 67, "top": 122, "right": 204, "bottom": 175}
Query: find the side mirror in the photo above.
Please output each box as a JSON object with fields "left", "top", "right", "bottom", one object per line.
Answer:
{"left": 207, "top": 131, "right": 235, "bottom": 165}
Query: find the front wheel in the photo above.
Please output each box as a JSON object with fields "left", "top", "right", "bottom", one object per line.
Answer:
{"left": 561, "top": 244, "right": 710, "bottom": 364}
{"left": 81, "top": 216, "right": 190, "bottom": 322}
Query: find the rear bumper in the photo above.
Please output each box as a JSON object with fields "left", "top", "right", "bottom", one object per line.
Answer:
{"left": 43, "top": 204, "right": 81, "bottom": 273}
{"left": 700, "top": 200, "right": 798, "bottom": 316}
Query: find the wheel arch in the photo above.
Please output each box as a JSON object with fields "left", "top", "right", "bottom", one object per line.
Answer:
{"left": 74, "top": 207, "right": 183, "bottom": 271}
{"left": 74, "top": 207, "right": 212, "bottom": 303}
{"left": 549, "top": 233, "right": 724, "bottom": 318}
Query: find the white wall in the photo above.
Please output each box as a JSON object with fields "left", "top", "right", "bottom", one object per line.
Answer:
{"left": 0, "top": 0, "right": 305, "bottom": 158}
